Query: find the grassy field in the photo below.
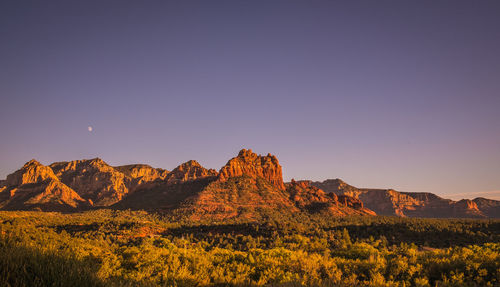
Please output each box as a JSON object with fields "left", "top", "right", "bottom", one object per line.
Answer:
{"left": 0, "top": 210, "right": 499, "bottom": 286}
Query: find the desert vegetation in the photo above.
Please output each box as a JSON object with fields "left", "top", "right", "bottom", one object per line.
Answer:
{"left": 1, "top": 210, "right": 499, "bottom": 286}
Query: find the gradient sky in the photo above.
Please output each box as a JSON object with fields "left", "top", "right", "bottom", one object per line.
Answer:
{"left": 1, "top": 1, "right": 499, "bottom": 200}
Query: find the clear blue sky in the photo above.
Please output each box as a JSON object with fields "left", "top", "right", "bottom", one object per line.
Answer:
{"left": 1, "top": 1, "right": 499, "bottom": 200}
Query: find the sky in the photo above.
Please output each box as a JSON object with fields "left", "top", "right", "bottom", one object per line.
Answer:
{"left": 1, "top": 1, "right": 499, "bottom": 200}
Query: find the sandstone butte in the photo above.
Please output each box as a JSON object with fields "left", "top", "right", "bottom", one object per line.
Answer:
{"left": 218, "top": 149, "right": 285, "bottom": 190}
{"left": 1, "top": 149, "right": 499, "bottom": 218}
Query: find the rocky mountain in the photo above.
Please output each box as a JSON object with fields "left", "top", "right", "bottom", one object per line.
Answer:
{"left": 312, "top": 179, "right": 498, "bottom": 218}
{"left": 0, "top": 160, "right": 90, "bottom": 211}
{"left": 115, "top": 149, "right": 374, "bottom": 220}
{"left": 472, "top": 197, "right": 500, "bottom": 218}
{"left": 123, "top": 149, "right": 374, "bottom": 220}
{"left": 1, "top": 150, "right": 498, "bottom": 219}
{"left": 166, "top": 150, "right": 372, "bottom": 220}
{"left": 218, "top": 149, "right": 285, "bottom": 190}
{"left": 0, "top": 158, "right": 168, "bottom": 211}
{"left": 50, "top": 158, "right": 132, "bottom": 206}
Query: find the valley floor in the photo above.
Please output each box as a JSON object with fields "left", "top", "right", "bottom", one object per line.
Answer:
{"left": 0, "top": 210, "right": 499, "bottom": 286}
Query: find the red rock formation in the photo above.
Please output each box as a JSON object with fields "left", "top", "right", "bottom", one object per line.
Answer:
{"left": 453, "top": 199, "right": 484, "bottom": 217}
{"left": 50, "top": 158, "right": 130, "bottom": 206}
{"left": 473, "top": 197, "right": 500, "bottom": 217}
{"left": 5, "top": 160, "right": 58, "bottom": 186}
{"left": 115, "top": 164, "right": 169, "bottom": 185}
{"left": 337, "top": 195, "right": 364, "bottom": 209}
{"left": 0, "top": 160, "right": 90, "bottom": 211}
{"left": 179, "top": 176, "right": 297, "bottom": 220}
{"left": 287, "top": 179, "right": 375, "bottom": 215}
{"left": 288, "top": 179, "right": 331, "bottom": 208}
{"left": 218, "top": 149, "right": 285, "bottom": 190}
{"left": 312, "top": 179, "right": 492, "bottom": 218}
{"left": 2, "top": 154, "right": 499, "bottom": 219}
{"left": 165, "top": 160, "right": 217, "bottom": 183}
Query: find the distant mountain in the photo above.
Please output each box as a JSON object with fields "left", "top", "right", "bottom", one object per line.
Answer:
{"left": 311, "top": 179, "right": 500, "bottom": 218}
{"left": 1, "top": 150, "right": 498, "bottom": 219}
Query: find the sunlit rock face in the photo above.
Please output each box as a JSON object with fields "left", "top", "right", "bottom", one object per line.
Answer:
{"left": 5, "top": 160, "right": 58, "bottom": 186}
{"left": 165, "top": 160, "right": 218, "bottom": 184}
{"left": 115, "top": 164, "right": 169, "bottom": 185}
{"left": 218, "top": 149, "right": 285, "bottom": 190}
{"left": 49, "top": 158, "right": 131, "bottom": 206}
{"left": 312, "top": 179, "right": 494, "bottom": 218}
{"left": 286, "top": 179, "right": 375, "bottom": 216}
{"left": 1, "top": 152, "right": 499, "bottom": 219}
{"left": 0, "top": 160, "right": 90, "bottom": 211}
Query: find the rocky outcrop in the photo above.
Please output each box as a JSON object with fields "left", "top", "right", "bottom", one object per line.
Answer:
{"left": 140, "top": 150, "right": 375, "bottom": 220}
{"left": 453, "top": 199, "right": 483, "bottom": 217}
{"left": 0, "top": 161, "right": 90, "bottom": 211}
{"left": 2, "top": 152, "right": 498, "bottom": 219}
{"left": 5, "top": 160, "right": 58, "bottom": 186}
{"left": 336, "top": 195, "right": 365, "bottom": 209}
{"left": 288, "top": 180, "right": 330, "bottom": 209}
{"left": 287, "top": 180, "right": 375, "bottom": 215}
{"left": 473, "top": 197, "right": 500, "bottom": 218}
{"left": 165, "top": 160, "right": 217, "bottom": 184}
{"left": 218, "top": 149, "right": 285, "bottom": 190}
{"left": 113, "top": 161, "right": 218, "bottom": 211}
{"left": 313, "top": 179, "right": 358, "bottom": 194}
{"left": 178, "top": 176, "right": 297, "bottom": 220}
{"left": 115, "top": 164, "right": 169, "bottom": 185}
{"left": 0, "top": 158, "right": 175, "bottom": 210}
{"left": 7, "top": 180, "right": 90, "bottom": 211}
{"left": 50, "top": 158, "right": 131, "bottom": 206}
{"left": 312, "top": 179, "right": 495, "bottom": 218}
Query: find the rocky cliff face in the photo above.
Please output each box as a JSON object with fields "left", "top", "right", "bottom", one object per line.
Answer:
{"left": 0, "top": 160, "right": 90, "bottom": 211}
{"left": 50, "top": 158, "right": 131, "bottom": 206}
{"left": 218, "top": 149, "right": 285, "bottom": 190}
{"left": 453, "top": 199, "right": 482, "bottom": 217}
{"left": 1, "top": 157, "right": 222, "bottom": 212}
{"left": 312, "top": 179, "right": 494, "bottom": 218}
{"left": 126, "top": 150, "right": 373, "bottom": 220}
{"left": 115, "top": 164, "right": 169, "bottom": 185}
{"left": 1, "top": 152, "right": 498, "bottom": 219}
{"left": 5, "top": 160, "right": 58, "bottom": 186}
{"left": 286, "top": 180, "right": 375, "bottom": 216}
{"left": 165, "top": 160, "right": 218, "bottom": 184}
{"left": 473, "top": 197, "right": 500, "bottom": 217}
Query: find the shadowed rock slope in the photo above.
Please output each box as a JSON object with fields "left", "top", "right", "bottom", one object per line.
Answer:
{"left": 312, "top": 179, "right": 500, "bottom": 218}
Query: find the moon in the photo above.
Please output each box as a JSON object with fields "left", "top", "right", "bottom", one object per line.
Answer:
{"left": 88, "top": 126, "right": 93, "bottom": 132}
